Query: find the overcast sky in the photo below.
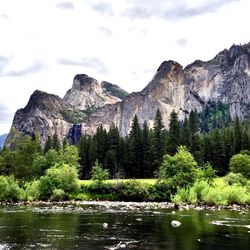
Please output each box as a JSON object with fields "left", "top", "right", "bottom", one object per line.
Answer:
{"left": 0, "top": 0, "right": 249, "bottom": 134}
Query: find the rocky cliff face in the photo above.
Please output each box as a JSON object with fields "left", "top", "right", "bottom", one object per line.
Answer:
{"left": 5, "top": 90, "right": 79, "bottom": 147}
{"left": 63, "top": 74, "right": 121, "bottom": 110}
{"left": 82, "top": 43, "right": 250, "bottom": 136}
{"left": 6, "top": 42, "right": 250, "bottom": 144}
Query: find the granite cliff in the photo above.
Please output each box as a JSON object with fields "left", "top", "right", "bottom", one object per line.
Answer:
{"left": 6, "top": 42, "right": 250, "bottom": 145}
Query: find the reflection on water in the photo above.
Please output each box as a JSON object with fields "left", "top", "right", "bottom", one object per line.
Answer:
{"left": 0, "top": 204, "right": 249, "bottom": 250}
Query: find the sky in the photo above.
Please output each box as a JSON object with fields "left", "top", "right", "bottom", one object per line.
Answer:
{"left": 0, "top": 0, "right": 249, "bottom": 134}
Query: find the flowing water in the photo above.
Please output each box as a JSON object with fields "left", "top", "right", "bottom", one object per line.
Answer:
{"left": 0, "top": 203, "right": 249, "bottom": 250}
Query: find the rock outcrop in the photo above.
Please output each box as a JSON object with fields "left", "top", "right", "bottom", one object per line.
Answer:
{"left": 63, "top": 74, "right": 121, "bottom": 110}
{"left": 5, "top": 90, "right": 79, "bottom": 147}
{"left": 6, "top": 42, "right": 250, "bottom": 144}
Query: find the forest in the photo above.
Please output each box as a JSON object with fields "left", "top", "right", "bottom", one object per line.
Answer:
{"left": 0, "top": 106, "right": 250, "bottom": 204}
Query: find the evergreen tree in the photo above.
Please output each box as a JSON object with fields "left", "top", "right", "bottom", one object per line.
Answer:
{"left": 52, "top": 133, "right": 61, "bottom": 151}
{"left": 234, "top": 116, "right": 242, "bottom": 154}
{"left": 95, "top": 125, "right": 108, "bottom": 166}
{"left": 152, "top": 108, "right": 165, "bottom": 172}
{"left": 78, "top": 135, "right": 92, "bottom": 179}
{"left": 106, "top": 124, "right": 120, "bottom": 178}
{"left": 223, "top": 128, "right": 234, "bottom": 166}
{"left": 128, "top": 115, "right": 143, "bottom": 178}
{"left": 241, "top": 129, "right": 250, "bottom": 151}
{"left": 189, "top": 110, "right": 203, "bottom": 164}
{"left": 167, "top": 110, "right": 180, "bottom": 155}
{"left": 142, "top": 121, "right": 153, "bottom": 178}
{"left": 211, "top": 129, "right": 226, "bottom": 175}
{"left": 180, "top": 117, "right": 191, "bottom": 148}
{"left": 44, "top": 136, "right": 52, "bottom": 154}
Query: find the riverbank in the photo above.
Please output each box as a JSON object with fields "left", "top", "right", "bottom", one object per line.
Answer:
{"left": 1, "top": 200, "right": 249, "bottom": 212}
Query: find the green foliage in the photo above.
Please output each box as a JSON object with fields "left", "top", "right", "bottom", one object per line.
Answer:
{"left": 90, "top": 160, "right": 109, "bottom": 183}
{"left": 230, "top": 153, "right": 250, "bottom": 178}
{"left": 159, "top": 146, "right": 198, "bottom": 189}
{"left": 167, "top": 110, "right": 180, "bottom": 155}
{"left": 198, "top": 101, "right": 231, "bottom": 132}
{"left": 39, "top": 163, "right": 79, "bottom": 200}
{"left": 172, "top": 178, "right": 250, "bottom": 205}
{"left": 25, "top": 180, "right": 41, "bottom": 201}
{"left": 0, "top": 175, "right": 22, "bottom": 201}
{"left": 119, "top": 180, "right": 150, "bottom": 201}
{"left": 59, "top": 109, "right": 84, "bottom": 124}
{"left": 224, "top": 172, "right": 248, "bottom": 186}
{"left": 50, "top": 189, "right": 65, "bottom": 201}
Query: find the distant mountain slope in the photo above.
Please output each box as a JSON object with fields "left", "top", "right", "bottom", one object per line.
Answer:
{"left": 101, "top": 81, "right": 129, "bottom": 100}
{"left": 0, "top": 134, "right": 8, "bottom": 148}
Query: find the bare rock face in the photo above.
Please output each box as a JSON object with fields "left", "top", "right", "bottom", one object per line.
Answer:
{"left": 5, "top": 90, "right": 79, "bottom": 147}
{"left": 82, "top": 43, "right": 250, "bottom": 136}
{"left": 82, "top": 61, "right": 186, "bottom": 135}
{"left": 6, "top": 42, "right": 250, "bottom": 145}
{"left": 63, "top": 74, "right": 121, "bottom": 110}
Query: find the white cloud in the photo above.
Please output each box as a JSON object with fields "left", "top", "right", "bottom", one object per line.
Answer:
{"left": 0, "top": 0, "right": 249, "bottom": 133}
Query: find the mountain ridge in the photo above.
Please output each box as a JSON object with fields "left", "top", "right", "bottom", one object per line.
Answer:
{"left": 5, "top": 42, "right": 250, "bottom": 146}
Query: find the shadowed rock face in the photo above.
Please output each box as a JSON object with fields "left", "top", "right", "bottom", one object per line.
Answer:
{"left": 6, "top": 42, "right": 250, "bottom": 144}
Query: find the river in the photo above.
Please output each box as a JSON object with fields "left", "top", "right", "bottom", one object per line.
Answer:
{"left": 0, "top": 203, "right": 249, "bottom": 249}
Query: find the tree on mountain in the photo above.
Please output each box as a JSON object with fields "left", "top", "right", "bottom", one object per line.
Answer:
{"left": 44, "top": 136, "right": 52, "bottom": 154}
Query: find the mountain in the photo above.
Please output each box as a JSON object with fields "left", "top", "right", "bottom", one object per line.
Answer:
{"left": 0, "top": 134, "right": 8, "bottom": 148}
{"left": 6, "top": 42, "right": 250, "bottom": 145}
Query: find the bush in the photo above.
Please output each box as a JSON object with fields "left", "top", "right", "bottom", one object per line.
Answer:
{"left": 39, "top": 163, "right": 79, "bottom": 199}
{"left": 159, "top": 146, "right": 199, "bottom": 189}
{"left": 50, "top": 189, "right": 65, "bottom": 201}
{"left": 25, "top": 180, "right": 41, "bottom": 201}
{"left": 119, "top": 180, "right": 150, "bottom": 201}
{"left": 91, "top": 160, "right": 109, "bottom": 183}
{"left": 0, "top": 175, "right": 22, "bottom": 201}
{"left": 230, "top": 153, "right": 250, "bottom": 178}
{"left": 224, "top": 172, "right": 248, "bottom": 186}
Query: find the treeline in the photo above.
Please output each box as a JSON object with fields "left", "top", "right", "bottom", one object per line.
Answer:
{"left": 0, "top": 109, "right": 249, "bottom": 181}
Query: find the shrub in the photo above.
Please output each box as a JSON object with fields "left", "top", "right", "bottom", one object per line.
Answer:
{"left": 25, "top": 180, "right": 41, "bottom": 201}
{"left": 0, "top": 175, "right": 22, "bottom": 201}
{"left": 119, "top": 181, "right": 150, "bottom": 201}
{"left": 224, "top": 172, "right": 248, "bottom": 186}
{"left": 91, "top": 160, "right": 109, "bottom": 183}
{"left": 159, "top": 146, "right": 199, "bottom": 189}
{"left": 230, "top": 153, "right": 250, "bottom": 178}
{"left": 50, "top": 189, "right": 65, "bottom": 201}
{"left": 39, "top": 163, "right": 79, "bottom": 199}
{"left": 172, "top": 188, "right": 189, "bottom": 204}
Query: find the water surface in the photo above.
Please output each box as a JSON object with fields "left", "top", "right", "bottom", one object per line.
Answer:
{"left": 0, "top": 204, "right": 249, "bottom": 249}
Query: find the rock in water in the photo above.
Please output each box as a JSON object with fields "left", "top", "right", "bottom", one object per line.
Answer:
{"left": 171, "top": 220, "right": 181, "bottom": 227}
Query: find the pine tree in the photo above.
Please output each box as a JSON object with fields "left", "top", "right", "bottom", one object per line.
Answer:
{"left": 95, "top": 125, "right": 108, "bottom": 166}
{"left": 234, "top": 116, "right": 242, "bottom": 154}
{"left": 106, "top": 124, "right": 120, "bottom": 177}
{"left": 142, "top": 121, "right": 153, "bottom": 178}
{"left": 180, "top": 117, "right": 191, "bottom": 148}
{"left": 78, "top": 135, "right": 92, "bottom": 179}
{"left": 167, "top": 110, "right": 180, "bottom": 155}
{"left": 241, "top": 129, "right": 250, "bottom": 151}
{"left": 52, "top": 133, "right": 61, "bottom": 151}
{"left": 211, "top": 129, "right": 226, "bottom": 175}
{"left": 189, "top": 110, "right": 203, "bottom": 164}
{"left": 128, "top": 115, "right": 143, "bottom": 178}
{"left": 152, "top": 108, "right": 165, "bottom": 172}
{"left": 44, "top": 136, "right": 52, "bottom": 154}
